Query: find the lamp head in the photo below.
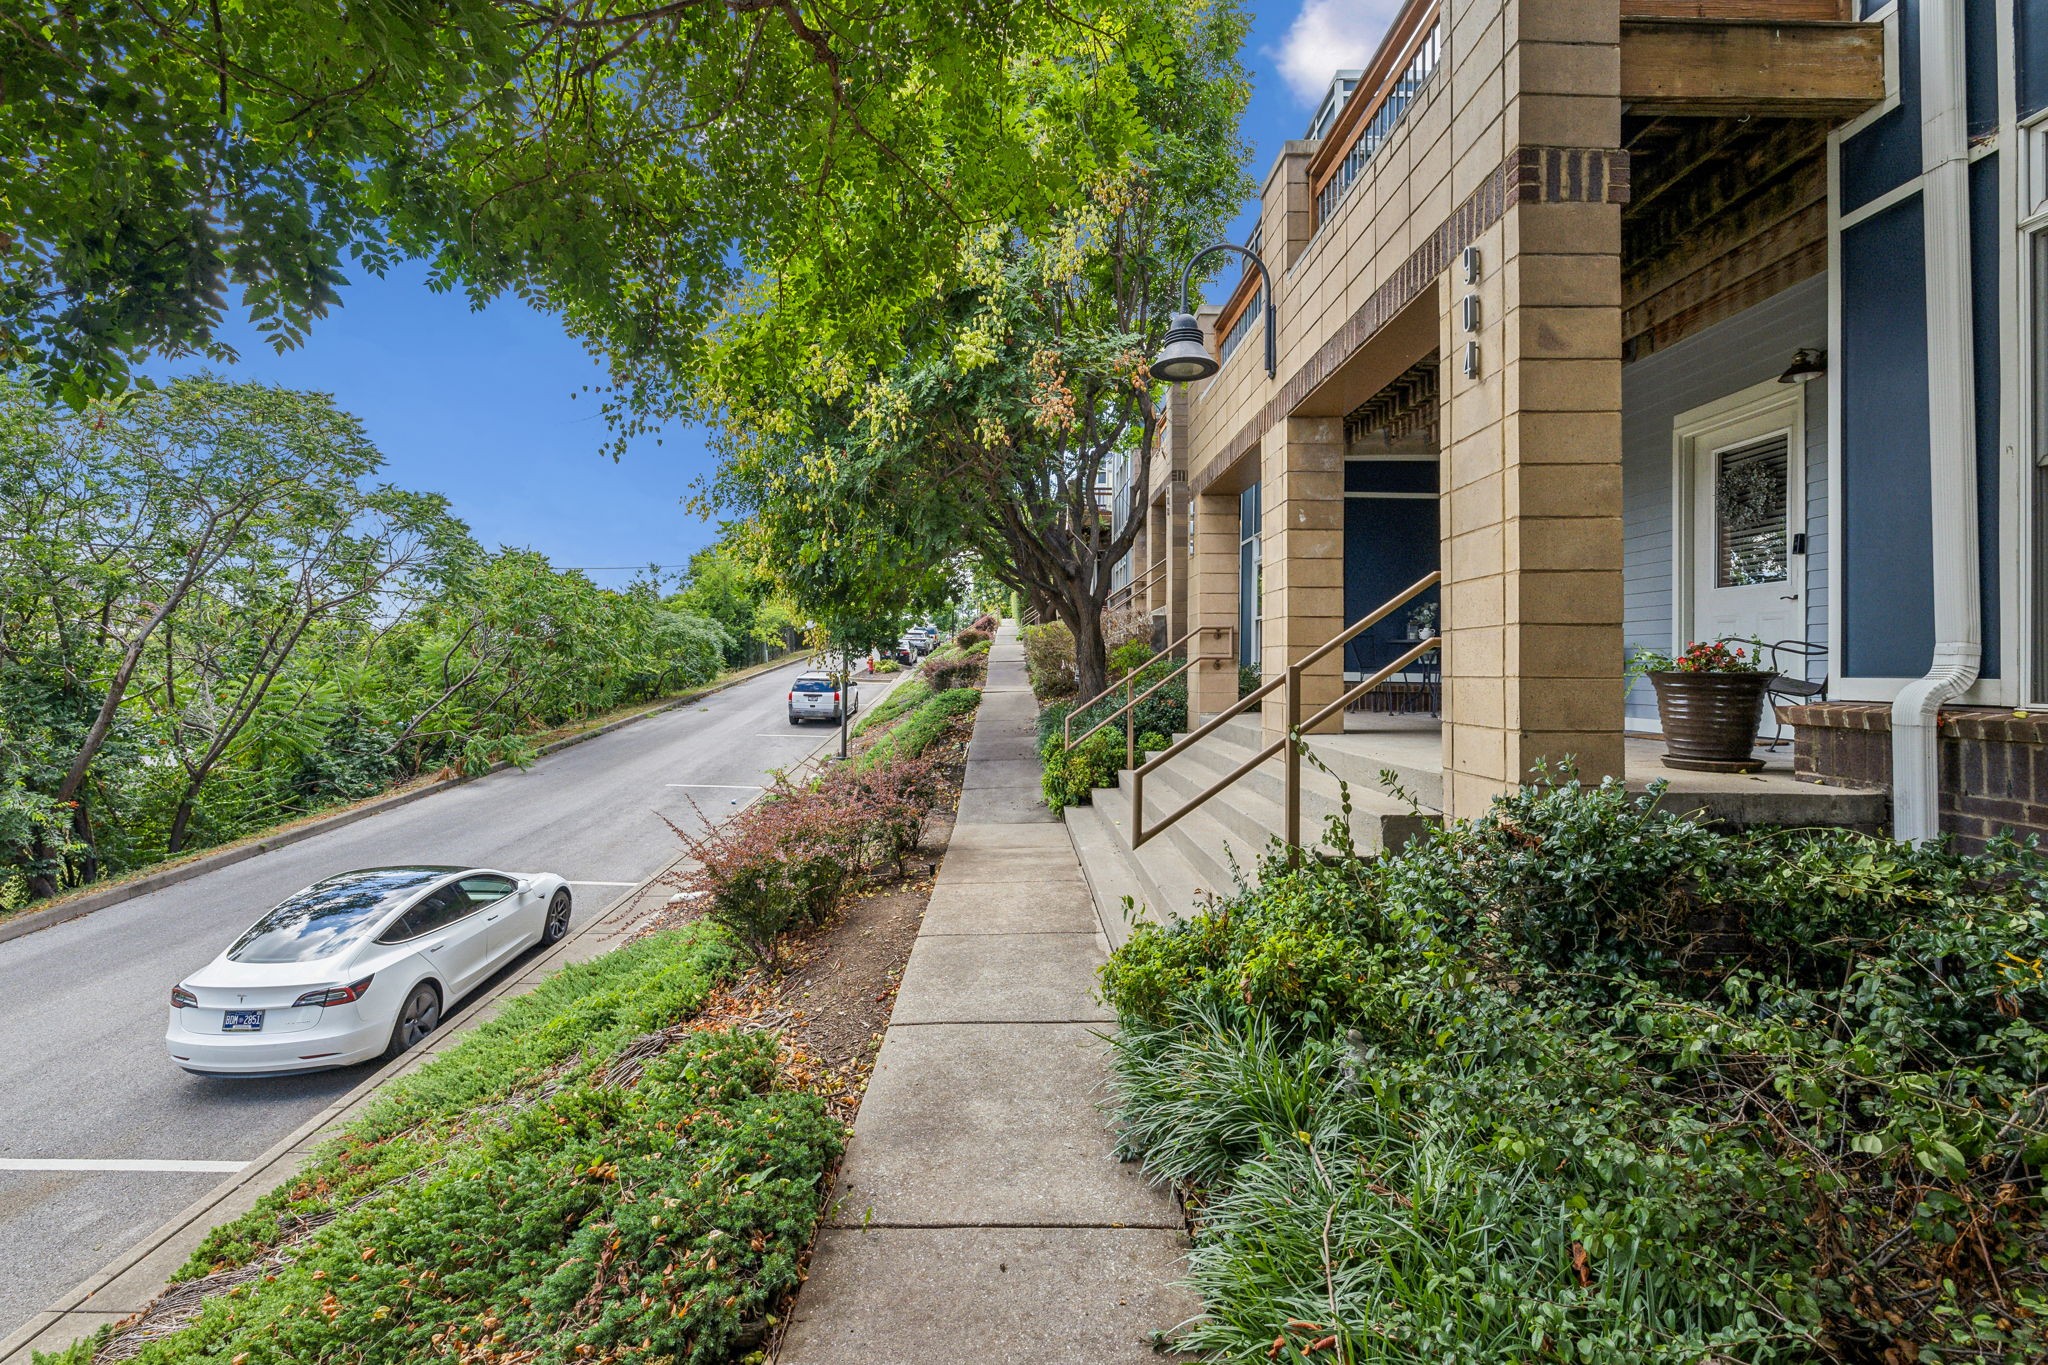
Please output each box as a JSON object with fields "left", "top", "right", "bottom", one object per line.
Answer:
{"left": 1777, "top": 348, "right": 1826, "bottom": 384}
{"left": 1151, "top": 312, "right": 1218, "bottom": 384}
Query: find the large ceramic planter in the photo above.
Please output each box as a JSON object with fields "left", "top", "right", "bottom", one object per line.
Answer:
{"left": 1647, "top": 670, "right": 1778, "bottom": 774}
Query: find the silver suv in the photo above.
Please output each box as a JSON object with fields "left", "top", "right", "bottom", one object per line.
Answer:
{"left": 787, "top": 671, "right": 858, "bottom": 725}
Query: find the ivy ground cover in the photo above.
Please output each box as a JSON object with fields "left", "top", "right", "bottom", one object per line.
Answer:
{"left": 35, "top": 924, "right": 840, "bottom": 1365}
{"left": 1101, "top": 778, "right": 2048, "bottom": 1364}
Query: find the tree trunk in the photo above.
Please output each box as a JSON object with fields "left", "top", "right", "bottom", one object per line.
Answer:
{"left": 1068, "top": 597, "right": 1110, "bottom": 702}
{"left": 166, "top": 793, "right": 198, "bottom": 856}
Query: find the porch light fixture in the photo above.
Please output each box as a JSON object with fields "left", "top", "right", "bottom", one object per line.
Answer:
{"left": 1153, "top": 241, "right": 1277, "bottom": 384}
{"left": 1777, "top": 348, "right": 1826, "bottom": 384}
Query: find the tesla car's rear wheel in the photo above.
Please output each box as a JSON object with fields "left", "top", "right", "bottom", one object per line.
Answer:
{"left": 386, "top": 983, "right": 442, "bottom": 1058}
{"left": 789, "top": 715, "right": 803, "bottom": 726}
{"left": 543, "top": 889, "right": 572, "bottom": 945}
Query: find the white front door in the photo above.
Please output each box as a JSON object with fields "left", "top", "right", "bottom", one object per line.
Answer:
{"left": 1692, "top": 426, "right": 1801, "bottom": 651}
{"left": 1675, "top": 382, "right": 1809, "bottom": 736}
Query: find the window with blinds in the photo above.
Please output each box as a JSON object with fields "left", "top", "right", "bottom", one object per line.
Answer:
{"left": 1714, "top": 433, "right": 1790, "bottom": 587}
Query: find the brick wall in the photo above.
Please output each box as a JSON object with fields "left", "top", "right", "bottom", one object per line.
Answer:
{"left": 1783, "top": 703, "right": 2048, "bottom": 853}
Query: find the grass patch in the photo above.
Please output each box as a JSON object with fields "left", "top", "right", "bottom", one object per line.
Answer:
{"left": 854, "top": 677, "right": 929, "bottom": 735}
{"left": 38, "top": 922, "right": 843, "bottom": 1365}
{"left": 857, "top": 688, "right": 979, "bottom": 770}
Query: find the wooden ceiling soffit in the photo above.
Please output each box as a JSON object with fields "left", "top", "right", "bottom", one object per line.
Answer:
{"left": 1620, "top": 18, "right": 1885, "bottom": 119}
{"left": 1344, "top": 357, "right": 1441, "bottom": 450}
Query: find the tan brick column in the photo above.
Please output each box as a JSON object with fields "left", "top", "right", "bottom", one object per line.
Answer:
{"left": 1162, "top": 477, "right": 1190, "bottom": 642}
{"left": 1260, "top": 417, "right": 1347, "bottom": 743}
{"left": 1187, "top": 487, "right": 1241, "bottom": 720}
{"left": 1437, "top": 0, "right": 1626, "bottom": 818}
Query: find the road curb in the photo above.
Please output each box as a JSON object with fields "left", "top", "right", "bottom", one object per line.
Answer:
{"left": 0, "top": 692, "right": 890, "bottom": 1365}
{"left": 0, "top": 653, "right": 808, "bottom": 949}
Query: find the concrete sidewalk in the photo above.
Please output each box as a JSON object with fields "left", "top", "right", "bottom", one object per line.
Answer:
{"left": 777, "top": 628, "right": 1195, "bottom": 1364}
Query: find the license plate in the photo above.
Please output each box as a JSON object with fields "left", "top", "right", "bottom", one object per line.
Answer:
{"left": 222, "top": 1010, "right": 265, "bottom": 1032}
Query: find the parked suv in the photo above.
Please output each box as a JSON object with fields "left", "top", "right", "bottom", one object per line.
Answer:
{"left": 788, "top": 671, "right": 858, "bottom": 725}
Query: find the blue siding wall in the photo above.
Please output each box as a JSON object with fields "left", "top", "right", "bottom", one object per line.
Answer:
{"left": 1840, "top": 197, "right": 1936, "bottom": 679}
{"left": 1971, "top": 152, "right": 2002, "bottom": 678}
{"left": 1844, "top": 0, "right": 1922, "bottom": 214}
{"left": 1620, "top": 276, "right": 1829, "bottom": 724}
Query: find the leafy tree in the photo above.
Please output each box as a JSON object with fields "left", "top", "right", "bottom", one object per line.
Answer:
{"left": 702, "top": 5, "right": 1250, "bottom": 698}
{"left": 2, "top": 0, "right": 1211, "bottom": 409}
{"left": 0, "top": 375, "right": 739, "bottom": 905}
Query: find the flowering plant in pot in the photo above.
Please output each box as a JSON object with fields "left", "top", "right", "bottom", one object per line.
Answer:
{"left": 1628, "top": 639, "right": 1778, "bottom": 773}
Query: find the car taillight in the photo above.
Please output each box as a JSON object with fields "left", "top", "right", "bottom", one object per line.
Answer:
{"left": 788, "top": 691, "right": 794, "bottom": 701}
{"left": 170, "top": 985, "right": 197, "bottom": 1009}
{"left": 293, "top": 976, "right": 374, "bottom": 1008}
{"left": 833, "top": 690, "right": 840, "bottom": 702}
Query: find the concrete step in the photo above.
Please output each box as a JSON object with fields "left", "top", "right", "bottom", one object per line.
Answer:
{"left": 1201, "top": 713, "right": 1446, "bottom": 811}
{"left": 1157, "top": 725, "right": 1439, "bottom": 856}
{"left": 1067, "top": 792, "right": 1221, "bottom": 948}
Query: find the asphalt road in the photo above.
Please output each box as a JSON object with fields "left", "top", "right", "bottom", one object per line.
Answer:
{"left": 0, "top": 660, "right": 870, "bottom": 1338}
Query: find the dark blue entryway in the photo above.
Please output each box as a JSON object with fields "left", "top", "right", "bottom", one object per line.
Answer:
{"left": 1343, "top": 458, "right": 1440, "bottom": 681}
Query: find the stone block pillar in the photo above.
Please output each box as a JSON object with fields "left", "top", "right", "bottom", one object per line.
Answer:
{"left": 1187, "top": 487, "right": 1242, "bottom": 721}
{"left": 1260, "top": 417, "right": 1347, "bottom": 744}
{"left": 1436, "top": 0, "right": 1627, "bottom": 818}
{"left": 1162, "top": 476, "right": 1190, "bottom": 642}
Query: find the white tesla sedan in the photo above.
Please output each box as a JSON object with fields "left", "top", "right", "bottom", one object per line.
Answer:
{"left": 166, "top": 865, "right": 572, "bottom": 1077}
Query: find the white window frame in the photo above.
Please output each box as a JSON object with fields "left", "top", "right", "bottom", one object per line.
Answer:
{"left": 2021, "top": 113, "right": 2048, "bottom": 705}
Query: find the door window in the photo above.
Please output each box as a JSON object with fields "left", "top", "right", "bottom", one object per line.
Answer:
{"left": 1713, "top": 433, "right": 1791, "bottom": 588}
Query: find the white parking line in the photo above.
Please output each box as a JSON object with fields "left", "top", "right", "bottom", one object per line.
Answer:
{"left": 0, "top": 1158, "right": 246, "bottom": 1173}
{"left": 568, "top": 880, "right": 637, "bottom": 888}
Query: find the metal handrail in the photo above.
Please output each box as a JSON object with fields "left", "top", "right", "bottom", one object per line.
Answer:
{"left": 1063, "top": 624, "right": 1233, "bottom": 773}
{"left": 1105, "top": 560, "right": 1167, "bottom": 613}
{"left": 1132, "top": 571, "right": 1441, "bottom": 858}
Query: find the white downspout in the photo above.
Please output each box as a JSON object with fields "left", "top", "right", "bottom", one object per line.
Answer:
{"left": 1890, "top": 0, "right": 1981, "bottom": 841}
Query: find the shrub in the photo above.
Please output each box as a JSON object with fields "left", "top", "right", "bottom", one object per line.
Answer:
{"left": 970, "top": 611, "right": 999, "bottom": 634}
{"left": 953, "top": 627, "right": 991, "bottom": 648}
{"left": 1040, "top": 727, "right": 1122, "bottom": 814}
{"left": 1237, "top": 663, "right": 1261, "bottom": 698}
{"left": 1107, "top": 640, "right": 1154, "bottom": 678}
{"left": 1100, "top": 786, "right": 2048, "bottom": 1364}
{"left": 870, "top": 656, "right": 903, "bottom": 674}
{"left": 1019, "top": 621, "right": 1076, "bottom": 699}
{"left": 921, "top": 649, "right": 983, "bottom": 692}
{"left": 110, "top": 1026, "right": 840, "bottom": 1365}
{"left": 669, "top": 783, "right": 868, "bottom": 962}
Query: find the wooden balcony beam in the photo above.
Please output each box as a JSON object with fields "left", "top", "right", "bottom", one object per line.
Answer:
{"left": 1620, "top": 18, "right": 1885, "bottom": 119}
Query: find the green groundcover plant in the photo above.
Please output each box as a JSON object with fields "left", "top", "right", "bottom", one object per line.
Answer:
{"left": 38, "top": 924, "right": 842, "bottom": 1365}
{"left": 1100, "top": 776, "right": 2048, "bottom": 1364}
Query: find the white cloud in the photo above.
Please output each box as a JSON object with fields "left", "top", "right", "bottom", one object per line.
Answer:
{"left": 1270, "top": 0, "right": 1405, "bottom": 106}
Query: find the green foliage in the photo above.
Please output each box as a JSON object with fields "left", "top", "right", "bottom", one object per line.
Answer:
{"left": 106, "top": 1007, "right": 839, "bottom": 1365}
{"left": 859, "top": 689, "right": 981, "bottom": 771}
{"left": 856, "top": 678, "right": 932, "bottom": 735}
{"left": 1040, "top": 728, "right": 1122, "bottom": 814}
{"left": 1238, "top": 663, "right": 1262, "bottom": 698}
{"left": 1020, "top": 621, "right": 1079, "bottom": 700}
{"left": 1101, "top": 785, "right": 2048, "bottom": 1363}
{"left": 671, "top": 719, "right": 967, "bottom": 962}
{"left": 1108, "top": 640, "right": 1155, "bottom": 677}
{"left": 5, "top": 0, "right": 1229, "bottom": 414}
{"left": 0, "top": 375, "right": 745, "bottom": 904}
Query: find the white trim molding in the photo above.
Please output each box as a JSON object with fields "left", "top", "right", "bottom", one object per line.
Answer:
{"left": 1669, "top": 378, "right": 1809, "bottom": 655}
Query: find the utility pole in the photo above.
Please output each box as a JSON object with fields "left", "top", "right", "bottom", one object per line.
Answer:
{"left": 837, "top": 645, "right": 852, "bottom": 762}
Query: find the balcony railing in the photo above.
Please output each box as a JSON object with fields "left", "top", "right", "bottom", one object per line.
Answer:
{"left": 1217, "top": 287, "right": 1265, "bottom": 366}
{"left": 1311, "top": 6, "right": 1443, "bottom": 229}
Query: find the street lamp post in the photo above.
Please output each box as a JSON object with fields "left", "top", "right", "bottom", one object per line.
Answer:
{"left": 1151, "top": 242, "right": 1277, "bottom": 384}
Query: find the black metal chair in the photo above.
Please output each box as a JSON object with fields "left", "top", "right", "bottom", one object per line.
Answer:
{"left": 1756, "top": 639, "right": 1827, "bottom": 748}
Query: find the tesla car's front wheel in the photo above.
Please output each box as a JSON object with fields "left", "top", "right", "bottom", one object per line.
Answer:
{"left": 386, "top": 982, "right": 442, "bottom": 1058}
{"left": 543, "top": 889, "right": 572, "bottom": 945}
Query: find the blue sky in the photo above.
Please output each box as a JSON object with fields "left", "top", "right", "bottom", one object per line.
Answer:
{"left": 153, "top": 2, "right": 1393, "bottom": 585}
